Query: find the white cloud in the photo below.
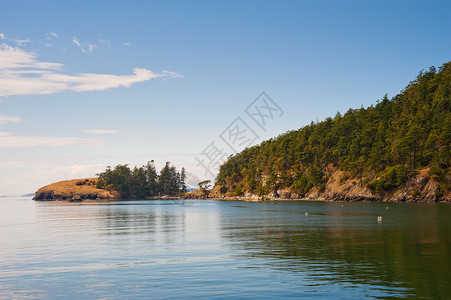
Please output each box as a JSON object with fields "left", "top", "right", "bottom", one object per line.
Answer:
{"left": 0, "top": 43, "right": 181, "bottom": 97}
{"left": 0, "top": 114, "right": 22, "bottom": 124}
{"left": 0, "top": 43, "right": 62, "bottom": 70}
{"left": 123, "top": 42, "right": 132, "bottom": 46}
{"left": 72, "top": 37, "right": 86, "bottom": 52}
{"left": 72, "top": 37, "right": 80, "bottom": 47}
{"left": 84, "top": 129, "right": 119, "bottom": 134}
{"left": 14, "top": 39, "right": 32, "bottom": 46}
{"left": 42, "top": 67, "right": 162, "bottom": 92}
{"left": 73, "top": 37, "right": 97, "bottom": 53}
{"left": 0, "top": 131, "right": 102, "bottom": 147}
{"left": 160, "top": 70, "right": 184, "bottom": 78}
{"left": 45, "top": 32, "right": 58, "bottom": 41}
{"left": 88, "top": 44, "right": 97, "bottom": 52}
{"left": 0, "top": 33, "right": 4, "bottom": 40}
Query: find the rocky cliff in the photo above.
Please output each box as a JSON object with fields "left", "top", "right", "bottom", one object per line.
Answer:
{"left": 210, "top": 167, "right": 450, "bottom": 202}
{"left": 33, "top": 178, "right": 119, "bottom": 201}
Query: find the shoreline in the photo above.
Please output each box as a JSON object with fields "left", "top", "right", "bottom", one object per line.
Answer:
{"left": 33, "top": 195, "right": 451, "bottom": 203}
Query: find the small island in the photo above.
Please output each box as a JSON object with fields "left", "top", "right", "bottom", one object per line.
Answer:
{"left": 34, "top": 161, "right": 187, "bottom": 201}
{"left": 34, "top": 178, "right": 119, "bottom": 201}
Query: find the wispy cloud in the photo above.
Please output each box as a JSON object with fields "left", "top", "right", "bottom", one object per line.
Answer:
{"left": 0, "top": 33, "right": 4, "bottom": 40}
{"left": 0, "top": 131, "right": 102, "bottom": 147}
{"left": 73, "top": 36, "right": 98, "bottom": 53}
{"left": 88, "top": 44, "right": 97, "bottom": 52}
{"left": 0, "top": 43, "right": 181, "bottom": 97}
{"left": 14, "top": 39, "right": 32, "bottom": 46}
{"left": 0, "top": 114, "right": 22, "bottom": 124}
{"left": 84, "top": 129, "right": 119, "bottom": 134}
{"left": 160, "top": 71, "right": 184, "bottom": 78}
{"left": 45, "top": 32, "right": 58, "bottom": 41}
{"left": 72, "top": 37, "right": 86, "bottom": 52}
{"left": 123, "top": 42, "right": 132, "bottom": 46}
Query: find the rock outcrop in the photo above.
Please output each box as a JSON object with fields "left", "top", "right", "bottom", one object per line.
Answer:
{"left": 184, "top": 188, "right": 210, "bottom": 199}
{"left": 211, "top": 167, "right": 450, "bottom": 202}
{"left": 33, "top": 178, "right": 119, "bottom": 201}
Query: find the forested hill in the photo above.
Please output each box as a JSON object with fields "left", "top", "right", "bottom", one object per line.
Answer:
{"left": 214, "top": 62, "right": 451, "bottom": 202}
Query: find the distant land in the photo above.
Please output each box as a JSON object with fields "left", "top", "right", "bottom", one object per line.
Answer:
{"left": 34, "top": 161, "right": 188, "bottom": 201}
{"left": 34, "top": 62, "right": 450, "bottom": 203}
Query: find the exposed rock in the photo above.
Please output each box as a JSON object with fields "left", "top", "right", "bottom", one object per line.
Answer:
{"left": 184, "top": 188, "right": 209, "bottom": 199}
{"left": 210, "top": 167, "right": 450, "bottom": 203}
{"left": 421, "top": 180, "right": 439, "bottom": 202}
{"left": 208, "top": 185, "right": 224, "bottom": 199}
{"left": 243, "top": 192, "right": 262, "bottom": 201}
{"left": 277, "top": 188, "right": 301, "bottom": 199}
{"left": 265, "top": 190, "right": 277, "bottom": 199}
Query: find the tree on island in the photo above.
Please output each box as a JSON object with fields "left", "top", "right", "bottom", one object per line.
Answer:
{"left": 180, "top": 168, "right": 187, "bottom": 193}
{"left": 96, "top": 161, "right": 187, "bottom": 198}
{"left": 198, "top": 180, "right": 212, "bottom": 190}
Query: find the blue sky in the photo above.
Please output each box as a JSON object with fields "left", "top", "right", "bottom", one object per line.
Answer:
{"left": 0, "top": 0, "right": 450, "bottom": 195}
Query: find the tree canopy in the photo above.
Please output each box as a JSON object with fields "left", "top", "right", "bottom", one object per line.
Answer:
{"left": 216, "top": 62, "right": 451, "bottom": 197}
{"left": 96, "top": 161, "right": 187, "bottom": 198}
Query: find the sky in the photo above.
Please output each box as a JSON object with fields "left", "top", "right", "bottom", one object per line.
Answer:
{"left": 0, "top": 0, "right": 450, "bottom": 195}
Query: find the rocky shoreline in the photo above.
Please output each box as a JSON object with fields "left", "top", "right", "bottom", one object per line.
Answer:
{"left": 202, "top": 167, "right": 450, "bottom": 203}
{"left": 34, "top": 167, "right": 450, "bottom": 203}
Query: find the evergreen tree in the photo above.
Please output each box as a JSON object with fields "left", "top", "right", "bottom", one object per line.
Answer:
{"left": 146, "top": 160, "right": 158, "bottom": 196}
{"left": 180, "top": 167, "right": 187, "bottom": 193}
{"left": 96, "top": 161, "right": 187, "bottom": 198}
{"left": 158, "top": 162, "right": 172, "bottom": 195}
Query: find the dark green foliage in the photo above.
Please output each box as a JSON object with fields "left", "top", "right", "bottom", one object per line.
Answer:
{"left": 180, "top": 168, "right": 187, "bottom": 193}
{"left": 198, "top": 180, "right": 212, "bottom": 190}
{"left": 216, "top": 62, "right": 451, "bottom": 195}
{"left": 368, "top": 165, "right": 409, "bottom": 192}
{"left": 233, "top": 182, "right": 244, "bottom": 196}
{"left": 96, "top": 161, "right": 186, "bottom": 198}
{"left": 292, "top": 174, "right": 313, "bottom": 195}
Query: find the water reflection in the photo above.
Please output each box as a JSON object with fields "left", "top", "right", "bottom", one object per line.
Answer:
{"left": 220, "top": 201, "right": 451, "bottom": 299}
{"left": 1, "top": 198, "right": 450, "bottom": 299}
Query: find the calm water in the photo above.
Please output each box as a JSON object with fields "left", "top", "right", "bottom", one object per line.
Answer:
{"left": 1, "top": 198, "right": 450, "bottom": 299}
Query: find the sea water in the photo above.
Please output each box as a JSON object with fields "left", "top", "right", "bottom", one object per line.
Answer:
{"left": 1, "top": 197, "right": 450, "bottom": 299}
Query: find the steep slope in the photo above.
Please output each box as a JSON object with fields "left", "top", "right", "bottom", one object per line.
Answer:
{"left": 214, "top": 62, "right": 451, "bottom": 202}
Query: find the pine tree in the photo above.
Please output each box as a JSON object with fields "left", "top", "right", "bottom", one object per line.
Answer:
{"left": 146, "top": 160, "right": 158, "bottom": 196}
{"left": 180, "top": 167, "right": 187, "bottom": 193}
{"left": 159, "top": 162, "right": 171, "bottom": 195}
